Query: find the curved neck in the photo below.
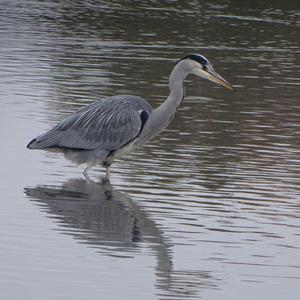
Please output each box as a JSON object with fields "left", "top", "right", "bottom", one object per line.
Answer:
{"left": 152, "top": 63, "right": 189, "bottom": 126}
{"left": 162, "top": 62, "right": 188, "bottom": 113}
{"left": 137, "top": 61, "right": 190, "bottom": 142}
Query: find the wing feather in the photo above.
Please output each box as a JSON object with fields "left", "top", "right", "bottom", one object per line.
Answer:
{"left": 29, "top": 95, "right": 152, "bottom": 151}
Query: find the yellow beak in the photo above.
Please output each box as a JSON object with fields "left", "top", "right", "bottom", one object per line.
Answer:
{"left": 207, "top": 70, "right": 236, "bottom": 92}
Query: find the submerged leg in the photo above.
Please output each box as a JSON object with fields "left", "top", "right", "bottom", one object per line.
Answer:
{"left": 83, "top": 166, "right": 92, "bottom": 180}
{"left": 105, "top": 163, "right": 111, "bottom": 182}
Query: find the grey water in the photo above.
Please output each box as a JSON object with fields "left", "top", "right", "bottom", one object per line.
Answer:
{"left": 1, "top": 1, "right": 300, "bottom": 299}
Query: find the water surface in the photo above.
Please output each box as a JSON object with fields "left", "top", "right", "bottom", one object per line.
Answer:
{"left": 0, "top": 1, "right": 300, "bottom": 299}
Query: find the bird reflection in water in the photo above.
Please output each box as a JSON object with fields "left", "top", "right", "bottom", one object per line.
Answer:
{"left": 25, "top": 178, "right": 215, "bottom": 298}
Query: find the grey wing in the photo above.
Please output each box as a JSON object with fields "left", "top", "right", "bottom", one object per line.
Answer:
{"left": 28, "top": 95, "right": 152, "bottom": 151}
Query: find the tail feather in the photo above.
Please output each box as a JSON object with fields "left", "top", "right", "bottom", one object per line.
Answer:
{"left": 27, "top": 138, "right": 38, "bottom": 149}
{"left": 27, "top": 131, "right": 59, "bottom": 149}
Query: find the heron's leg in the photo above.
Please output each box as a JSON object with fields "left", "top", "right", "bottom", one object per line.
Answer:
{"left": 83, "top": 166, "right": 92, "bottom": 180}
{"left": 105, "top": 163, "right": 111, "bottom": 182}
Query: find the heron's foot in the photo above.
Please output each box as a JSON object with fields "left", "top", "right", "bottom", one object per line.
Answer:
{"left": 83, "top": 166, "right": 93, "bottom": 181}
{"left": 84, "top": 164, "right": 111, "bottom": 183}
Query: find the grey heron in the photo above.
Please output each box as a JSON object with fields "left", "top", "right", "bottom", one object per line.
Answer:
{"left": 27, "top": 54, "right": 235, "bottom": 181}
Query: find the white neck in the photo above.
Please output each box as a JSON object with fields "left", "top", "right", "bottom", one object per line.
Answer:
{"left": 144, "top": 62, "right": 189, "bottom": 137}
{"left": 160, "top": 61, "right": 189, "bottom": 114}
{"left": 135, "top": 60, "right": 192, "bottom": 144}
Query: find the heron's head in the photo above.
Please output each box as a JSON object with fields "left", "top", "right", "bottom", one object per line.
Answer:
{"left": 180, "top": 54, "right": 235, "bottom": 91}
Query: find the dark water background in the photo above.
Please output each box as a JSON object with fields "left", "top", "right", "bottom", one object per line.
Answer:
{"left": 0, "top": 1, "right": 300, "bottom": 299}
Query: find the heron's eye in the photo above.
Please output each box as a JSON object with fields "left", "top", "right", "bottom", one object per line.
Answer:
{"left": 203, "top": 65, "right": 207, "bottom": 71}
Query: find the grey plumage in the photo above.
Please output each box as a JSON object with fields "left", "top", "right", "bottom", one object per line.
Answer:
{"left": 28, "top": 54, "right": 234, "bottom": 180}
{"left": 28, "top": 95, "right": 152, "bottom": 168}
{"left": 28, "top": 95, "right": 151, "bottom": 151}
